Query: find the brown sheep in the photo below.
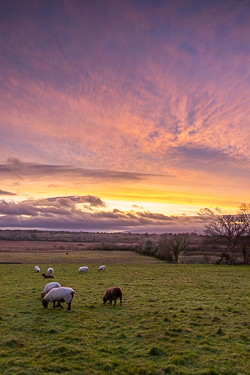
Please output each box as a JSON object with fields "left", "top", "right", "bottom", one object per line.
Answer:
{"left": 103, "top": 286, "right": 123, "bottom": 306}
{"left": 42, "top": 273, "right": 54, "bottom": 279}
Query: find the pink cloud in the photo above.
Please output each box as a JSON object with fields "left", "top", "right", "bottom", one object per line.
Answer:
{"left": 1, "top": 1, "right": 250, "bottom": 231}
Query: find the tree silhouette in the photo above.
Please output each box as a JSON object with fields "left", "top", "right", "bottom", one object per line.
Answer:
{"left": 204, "top": 212, "right": 250, "bottom": 263}
{"left": 158, "top": 233, "right": 189, "bottom": 262}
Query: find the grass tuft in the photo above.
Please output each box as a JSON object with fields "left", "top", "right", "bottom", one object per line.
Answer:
{"left": 216, "top": 326, "right": 223, "bottom": 335}
{"left": 148, "top": 346, "right": 165, "bottom": 356}
{"left": 4, "top": 338, "right": 24, "bottom": 348}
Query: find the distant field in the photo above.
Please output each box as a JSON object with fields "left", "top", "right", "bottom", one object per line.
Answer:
{"left": 0, "top": 250, "right": 160, "bottom": 265}
{"left": 0, "top": 240, "right": 161, "bottom": 265}
{"left": 0, "top": 240, "right": 222, "bottom": 265}
{"left": 0, "top": 240, "right": 106, "bottom": 253}
{"left": 1, "top": 250, "right": 250, "bottom": 375}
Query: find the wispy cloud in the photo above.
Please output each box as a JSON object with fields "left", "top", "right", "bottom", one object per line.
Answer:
{"left": 0, "top": 189, "right": 16, "bottom": 196}
{"left": 0, "top": 158, "right": 165, "bottom": 182}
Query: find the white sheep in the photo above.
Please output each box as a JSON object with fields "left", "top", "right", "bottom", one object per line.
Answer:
{"left": 34, "top": 266, "right": 40, "bottom": 273}
{"left": 42, "top": 287, "right": 76, "bottom": 311}
{"left": 79, "top": 266, "right": 89, "bottom": 273}
{"left": 98, "top": 265, "right": 106, "bottom": 271}
{"left": 47, "top": 267, "right": 54, "bottom": 274}
{"left": 41, "top": 282, "right": 61, "bottom": 297}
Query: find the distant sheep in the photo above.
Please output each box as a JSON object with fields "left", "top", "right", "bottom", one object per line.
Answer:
{"left": 98, "top": 265, "right": 106, "bottom": 272}
{"left": 41, "top": 282, "right": 61, "bottom": 297}
{"left": 79, "top": 266, "right": 89, "bottom": 273}
{"left": 103, "top": 287, "right": 123, "bottom": 306}
{"left": 42, "top": 273, "right": 54, "bottom": 279}
{"left": 47, "top": 267, "right": 54, "bottom": 274}
{"left": 42, "top": 287, "right": 76, "bottom": 311}
{"left": 34, "top": 266, "right": 40, "bottom": 273}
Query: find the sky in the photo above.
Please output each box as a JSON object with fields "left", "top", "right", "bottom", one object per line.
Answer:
{"left": 1, "top": 0, "right": 250, "bottom": 233}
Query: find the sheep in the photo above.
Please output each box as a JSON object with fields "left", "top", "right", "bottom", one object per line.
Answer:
{"left": 98, "top": 265, "right": 106, "bottom": 272}
{"left": 47, "top": 267, "right": 54, "bottom": 274}
{"left": 41, "top": 282, "right": 61, "bottom": 297}
{"left": 79, "top": 266, "right": 89, "bottom": 273}
{"left": 42, "top": 273, "right": 54, "bottom": 279}
{"left": 103, "top": 287, "right": 123, "bottom": 306}
{"left": 34, "top": 266, "right": 40, "bottom": 273}
{"left": 42, "top": 287, "right": 76, "bottom": 311}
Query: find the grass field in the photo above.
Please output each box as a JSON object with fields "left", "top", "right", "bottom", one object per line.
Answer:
{"left": 1, "top": 250, "right": 250, "bottom": 374}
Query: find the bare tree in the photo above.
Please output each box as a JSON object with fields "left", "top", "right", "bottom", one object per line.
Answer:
{"left": 238, "top": 203, "right": 250, "bottom": 225}
{"left": 240, "top": 238, "right": 250, "bottom": 264}
{"left": 158, "top": 233, "right": 189, "bottom": 262}
{"left": 238, "top": 204, "right": 250, "bottom": 263}
{"left": 157, "top": 234, "right": 174, "bottom": 261}
{"left": 204, "top": 213, "right": 249, "bottom": 263}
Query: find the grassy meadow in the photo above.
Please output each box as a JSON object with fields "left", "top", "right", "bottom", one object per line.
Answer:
{"left": 1, "top": 250, "right": 250, "bottom": 374}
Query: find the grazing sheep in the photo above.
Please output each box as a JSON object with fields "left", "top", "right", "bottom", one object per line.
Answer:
{"left": 34, "top": 266, "right": 40, "bottom": 273}
{"left": 103, "top": 287, "right": 123, "bottom": 306}
{"left": 42, "top": 273, "right": 54, "bottom": 279}
{"left": 42, "top": 287, "right": 76, "bottom": 311}
{"left": 41, "top": 282, "right": 61, "bottom": 297}
{"left": 79, "top": 266, "right": 89, "bottom": 273}
{"left": 47, "top": 267, "right": 54, "bottom": 274}
{"left": 98, "top": 265, "right": 106, "bottom": 272}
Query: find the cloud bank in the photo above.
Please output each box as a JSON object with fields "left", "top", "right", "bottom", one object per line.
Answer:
{"left": 0, "top": 195, "right": 213, "bottom": 233}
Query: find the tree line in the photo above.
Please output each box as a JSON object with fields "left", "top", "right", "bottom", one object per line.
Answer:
{"left": 136, "top": 203, "right": 250, "bottom": 264}
{"left": 203, "top": 203, "right": 250, "bottom": 264}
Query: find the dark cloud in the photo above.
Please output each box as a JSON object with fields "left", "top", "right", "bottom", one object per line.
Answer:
{"left": 46, "top": 195, "right": 106, "bottom": 208}
{"left": 0, "top": 189, "right": 16, "bottom": 195}
{"left": 175, "top": 145, "right": 223, "bottom": 160}
{"left": 172, "top": 144, "right": 243, "bottom": 174}
{"left": 0, "top": 195, "right": 106, "bottom": 217}
{"left": 147, "top": 131, "right": 159, "bottom": 140}
{"left": 0, "top": 197, "right": 212, "bottom": 233}
{"left": 0, "top": 158, "right": 165, "bottom": 182}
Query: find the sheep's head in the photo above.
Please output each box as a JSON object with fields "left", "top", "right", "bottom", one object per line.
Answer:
{"left": 103, "top": 296, "right": 107, "bottom": 304}
{"left": 42, "top": 300, "right": 48, "bottom": 308}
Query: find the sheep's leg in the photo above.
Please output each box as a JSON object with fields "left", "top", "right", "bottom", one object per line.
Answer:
{"left": 120, "top": 298, "right": 122, "bottom": 306}
{"left": 114, "top": 299, "right": 116, "bottom": 306}
{"left": 109, "top": 299, "right": 112, "bottom": 305}
{"left": 53, "top": 301, "right": 56, "bottom": 309}
{"left": 58, "top": 302, "right": 64, "bottom": 309}
{"left": 67, "top": 302, "right": 71, "bottom": 311}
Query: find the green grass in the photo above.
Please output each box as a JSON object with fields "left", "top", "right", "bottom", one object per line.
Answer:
{"left": 1, "top": 253, "right": 250, "bottom": 374}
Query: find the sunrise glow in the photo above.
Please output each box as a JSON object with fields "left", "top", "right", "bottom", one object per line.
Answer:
{"left": 1, "top": 0, "right": 250, "bottom": 232}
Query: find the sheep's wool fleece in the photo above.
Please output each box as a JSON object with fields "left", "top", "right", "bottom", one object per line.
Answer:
{"left": 41, "top": 282, "right": 61, "bottom": 297}
{"left": 44, "top": 287, "right": 76, "bottom": 304}
{"left": 79, "top": 266, "right": 88, "bottom": 272}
